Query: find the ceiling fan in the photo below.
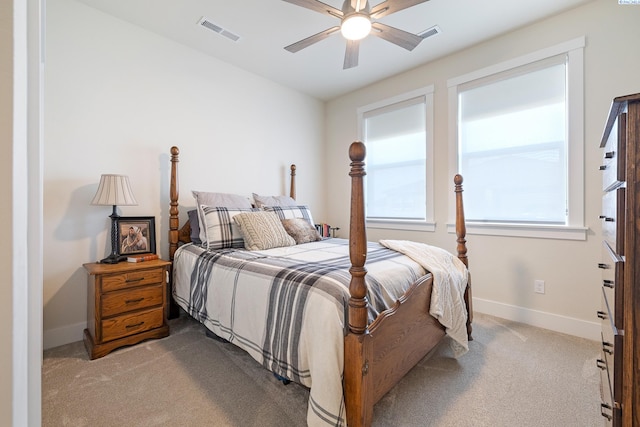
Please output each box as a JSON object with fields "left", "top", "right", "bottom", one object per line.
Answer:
{"left": 283, "top": 0, "right": 430, "bottom": 69}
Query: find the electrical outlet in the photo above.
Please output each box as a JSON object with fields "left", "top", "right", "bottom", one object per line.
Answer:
{"left": 534, "top": 279, "right": 545, "bottom": 294}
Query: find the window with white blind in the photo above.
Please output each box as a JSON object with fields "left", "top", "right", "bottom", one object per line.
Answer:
{"left": 447, "top": 38, "right": 586, "bottom": 240}
{"left": 358, "top": 87, "right": 435, "bottom": 231}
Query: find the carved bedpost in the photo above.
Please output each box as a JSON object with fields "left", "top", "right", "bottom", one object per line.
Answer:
{"left": 344, "top": 141, "right": 374, "bottom": 427}
{"left": 167, "top": 146, "right": 181, "bottom": 319}
{"left": 454, "top": 174, "right": 473, "bottom": 340}
{"left": 169, "top": 146, "right": 180, "bottom": 262}
{"left": 290, "top": 164, "right": 296, "bottom": 200}
{"left": 348, "top": 142, "right": 368, "bottom": 335}
{"left": 454, "top": 174, "right": 467, "bottom": 267}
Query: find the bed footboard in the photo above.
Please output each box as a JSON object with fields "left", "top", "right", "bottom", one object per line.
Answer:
{"left": 344, "top": 141, "right": 472, "bottom": 427}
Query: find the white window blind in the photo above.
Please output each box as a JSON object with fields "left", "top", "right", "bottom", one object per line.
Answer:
{"left": 458, "top": 57, "right": 568, "bottom": 224}
{"left": 363, "top": 96, "right": 427, "bottom": 221}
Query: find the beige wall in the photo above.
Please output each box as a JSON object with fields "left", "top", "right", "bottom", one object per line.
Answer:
{"left": 43, "top": 0, "right": 326, "bottom": 348}
{"left": 325, "top": 0, "right": 640, "bottom": 339}
{"left": 0, "top": 0, "right": 14, "bottom": 424}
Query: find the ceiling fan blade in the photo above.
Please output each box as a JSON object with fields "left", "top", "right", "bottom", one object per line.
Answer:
{"left": 370, "top": 0, "right": 429, "bottom": 19}
{"left": 343, "top": 39, "right": 360, "bottom": 69}
{"left": 284, "top": 26, "right": 341, "bottom": 53}
{"left": 370, "top": 22, "right": 423, "bottom": 51}
{"left": 282, "top": 0, "right": 343, "bottom": 18}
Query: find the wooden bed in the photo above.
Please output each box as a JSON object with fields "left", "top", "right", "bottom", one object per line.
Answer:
{"left": 167, "top": 141, "right": 473, "bottom": 427}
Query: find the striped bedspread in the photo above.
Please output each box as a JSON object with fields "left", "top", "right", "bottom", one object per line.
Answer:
{"left": 172, "top": 238, "right": 466, "bottom": 426}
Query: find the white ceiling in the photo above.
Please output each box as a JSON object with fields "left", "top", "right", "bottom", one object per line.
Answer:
{"left": 75, "top": 0, "right": 593, "bottom": 100}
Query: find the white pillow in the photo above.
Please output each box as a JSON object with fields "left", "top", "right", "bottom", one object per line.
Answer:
{"left": 252, "top": 193, "right": 297, "bottom": 208}
{"left": 233, "top": 211, "right": 296, "bottom": 251}
{"left": 192, "top": 191, "right": 252, "bottom": 243}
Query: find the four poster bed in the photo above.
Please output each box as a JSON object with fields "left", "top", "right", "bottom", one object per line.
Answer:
{"left": 167, "top": 142, "right": 473, "bottom": 427}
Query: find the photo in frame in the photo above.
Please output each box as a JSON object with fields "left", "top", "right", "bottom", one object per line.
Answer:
{"left": 117, "top": 216, "right": 156, "bottom": 256}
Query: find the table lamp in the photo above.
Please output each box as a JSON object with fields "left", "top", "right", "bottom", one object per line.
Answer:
{"left": 91, "top": 174, "right": 138, "bottom": 263}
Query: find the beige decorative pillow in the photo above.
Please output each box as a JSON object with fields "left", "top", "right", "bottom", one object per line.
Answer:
{"left": 282, "top": 218, "right": 322, "bottom": 244}
{"left": 233, "top": 211, "right": 296, "bottom": 251}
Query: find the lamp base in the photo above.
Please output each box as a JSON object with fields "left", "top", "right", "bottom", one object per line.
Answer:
{"left": 99, "top": 254, "right": 127, "bottom": 264}
{"left": 99, "top": 205, "right": 127, "bottom": 264}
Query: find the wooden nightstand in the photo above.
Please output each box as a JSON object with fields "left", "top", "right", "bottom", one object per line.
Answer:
{"left": 83, "top": 259, "right": 171, "bottom": 360}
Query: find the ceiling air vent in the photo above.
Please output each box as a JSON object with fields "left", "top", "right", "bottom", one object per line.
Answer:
{"left": 418, "top": 25, "right": 441, "bottom": 39}
{"left": 197, "top": 17, "right": 241, "bottom": 42}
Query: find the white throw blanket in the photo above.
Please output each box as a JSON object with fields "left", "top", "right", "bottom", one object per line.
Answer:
{"left": 379, "top": 239, "right": 469, "bottom": 357}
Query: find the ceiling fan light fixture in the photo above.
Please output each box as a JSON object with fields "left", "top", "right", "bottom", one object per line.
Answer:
{"left": 340, "top": 14, "right": 371, "bottom": 41}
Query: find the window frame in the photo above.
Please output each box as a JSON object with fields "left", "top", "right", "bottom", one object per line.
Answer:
{"left": 446, "top": 37, "right": 587, "bottom": 240}
{"left": 357, "top": 86, "right": 435, "bottom": 232}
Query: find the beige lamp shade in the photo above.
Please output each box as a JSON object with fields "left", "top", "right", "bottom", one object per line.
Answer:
{"left": 91, "top": 174, "right": 138, "bottom": 206}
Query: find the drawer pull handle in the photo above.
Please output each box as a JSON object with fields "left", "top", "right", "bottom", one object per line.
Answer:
{"left": 597, "top": 310, "right": 607, "bottom": 320}
{"left": 599, "top": 165, "right": 607, "bottom": 170}
{"left": 598, "top": 263, "right": 609, "bottom": 269}
{"left": 600, "top": 403, "right": 613, "bottom": 421}
{"left": 605, "top": 217, "right": 614, "bottom": 222}
{"left": 596, "top": 359, "right": 606, "bottom": 370}
{"left": 125, "top": 278, "right": 144, "bottom": 283}
{"left": 605, "top": 151, "right": 615, "bottom": 159}
{"left": 125, "top": 298, "right": 144, "bottom": 305}
{"left": 603, "top": 280, "right": 614, "bottom": 288}
{"left": 602, "top": 341, "right": 613, "bottom": 355}
{"left": 125, "top": 322, "right": 145, "bottom": 329}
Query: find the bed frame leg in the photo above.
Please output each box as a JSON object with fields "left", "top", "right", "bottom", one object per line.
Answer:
{"left": 344, "top": 333, "right": 373, "bottom": 427}
{"left": 205, "top": 329, "right": 230, "bottom": 343}
{"left": 465, "top": 278, "right": 473, "bottom": 341}
{"left": 273, "top": 373, "right": 291, "bottom": 385}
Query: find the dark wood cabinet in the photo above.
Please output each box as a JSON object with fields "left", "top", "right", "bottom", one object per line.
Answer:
{"left": 599, "top": 93, "right": 640, "bottom": 426}
{"left": 83, "top": 259, "right": 171, "bottom": 359}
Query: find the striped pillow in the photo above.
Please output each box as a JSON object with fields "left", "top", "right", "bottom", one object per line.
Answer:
{"left": 263, "top": 205, "right": 315, "bottom": 227}
{"left": 201, "top": 206, "right": 258, "bottom": 250}
{"left": 192, "top": 191, "right": 252, "bottom": 243}
{"left": 233, "top": 211, "right": 296, "bottom": 251}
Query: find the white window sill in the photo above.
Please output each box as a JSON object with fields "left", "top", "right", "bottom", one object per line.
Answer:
{"left": 366, "top": 219, "right": 436, "bottom": 232}
{"left": 446, "top": 222, "right": 588, "bottom": 241}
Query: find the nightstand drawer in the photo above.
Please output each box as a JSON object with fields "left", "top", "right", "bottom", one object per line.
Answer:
{"left": 101, "top": 284, "right": 164, "bottom": 318}
{"left": 101, "top": 269, "right": 164, "bottom": 292}
{"left": 101, "top": 307, "right": 164, "bottom": 342}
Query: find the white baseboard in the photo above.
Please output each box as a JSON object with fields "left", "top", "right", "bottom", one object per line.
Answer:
{"left": 472, "top": 297, "right": 601, "bottom": 342}
{"left": 43, "top": 321, "right": 86, "bottom": 350}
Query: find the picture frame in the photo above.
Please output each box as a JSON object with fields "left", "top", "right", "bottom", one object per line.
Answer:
{"left": 117, "top": 216, "right": 156, "bottom": 256}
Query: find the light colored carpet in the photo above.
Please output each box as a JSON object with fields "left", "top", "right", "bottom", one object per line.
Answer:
{"left": 43, "top": 312, "right": 602, "bottom": 427}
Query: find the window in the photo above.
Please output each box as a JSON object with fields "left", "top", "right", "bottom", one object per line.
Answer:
{"left": 447, "top": 37, "right": 586, "bottom": 240}
{"left": 459, "top": 58, "right": 567, "bottom": 224}
{"left": 358, "top": 87, "right": 434, "bottom": 231}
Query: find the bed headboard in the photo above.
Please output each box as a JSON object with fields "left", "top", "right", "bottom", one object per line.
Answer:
{"left": 167, "top": 146, "right": 297, "bottom": 262}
